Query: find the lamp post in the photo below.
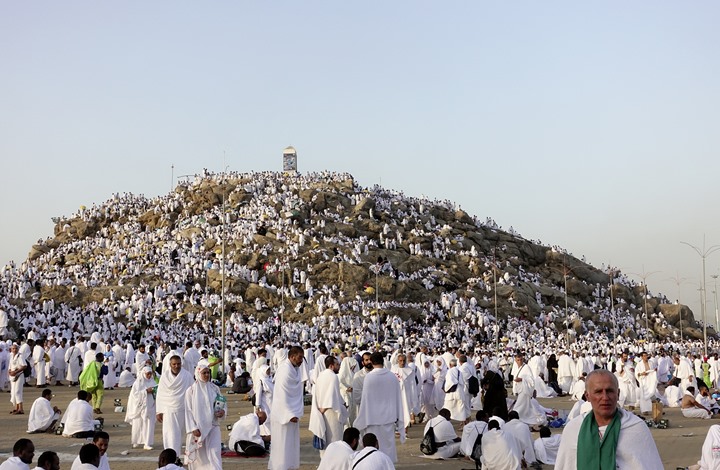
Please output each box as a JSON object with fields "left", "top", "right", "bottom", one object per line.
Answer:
{"left": 220, "top": 179, "right": 226, "bottom": 373}
{"left": 220, "top": 164, "right": 230, "bottom": 373}
{"left": 681, "top": 238, "right": 720, "bottom": 358}
{"left": 607, "top": 265, "right": 617, "bottom": 347}
{"left": 712, "top": 274, "right": 719, "bottom": 332}
{"left": 667, "top": 272, "right": 690, "bottom": 342}
{"left": 628, "top": 268, "right": 660, "bottom": 340}
{"left": 374, "top": 262, "right": 379, "bottom": 347}
{"left": 491, "top": 246, "right": 499, "bottom": 356}
{"left": 362, "top": 260, "right": 380, "bottom": 348}
{"left": 556, "top": 257, "right": 576, "bottom": 347}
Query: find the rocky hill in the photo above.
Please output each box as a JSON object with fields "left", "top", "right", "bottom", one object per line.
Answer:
{"left": 3, "top": 171, "right": 709, "bottom": 342}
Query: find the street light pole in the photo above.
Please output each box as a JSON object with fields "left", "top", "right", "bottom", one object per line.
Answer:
{"left": 667, "top": 272, "right": 690, "bottom": 343}
{"left": 220, "top": 178, "right": 226, "bottom": 374}
{"left": 712, "top": 274, "right": 720, "bottom": 333}
{"left": 628, "top": 268, "right": 660, "bottom": 340}
{"left": 681, "top": 238, "right": 720, "bottom": 358}
{"left": 492, "top": 247, "right": 499, "bottom": 356}
{"left": 375, "top": 263, "right": 379, "bottom": 347}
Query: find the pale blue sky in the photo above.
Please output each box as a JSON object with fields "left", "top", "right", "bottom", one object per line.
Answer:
{"left": 2, "top": 2, "right": 719, "bottom": 319}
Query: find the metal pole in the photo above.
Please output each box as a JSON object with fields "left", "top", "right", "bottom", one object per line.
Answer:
{"left": 281, "top": 263, "right": 284, "bottom": 341}
{"left": 610, "top": 272, "right": 616, "bottom": 345}
{"left": 644, "top": 283, "right": 649, "bottom": 338}
{"left": 171, "top": 165, "right": 174, "bottom": 192}
{"left": 564, "top": 270, "right": 569, "bottom": 346}
{"left": 703, "top": 256, "right": 708, "bottom": 356}
{"left": 713, "top": 275, "right": 719, "bottom": 331}
{"left": 681, "top": 238, "right": 720, "bottom": 358}
{"left": 375, "top": 265, "right": 379, "bottom": 347}
{"left": 221, "top": 185, "right": 226, "bottom": 373}
{"left": 493, "top": 249, "right": 499, "bottom": 355}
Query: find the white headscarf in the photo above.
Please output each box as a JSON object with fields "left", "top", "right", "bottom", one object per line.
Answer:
{"left": 187, "top": 360, "right": 218, "bottom": 443}
{"left": 125, "top": 366, "right": 156, "bottom": 422}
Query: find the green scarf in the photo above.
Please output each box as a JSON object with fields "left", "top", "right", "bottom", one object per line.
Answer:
{"left": 577, "top": 409, "right": 622, "bottom": 470}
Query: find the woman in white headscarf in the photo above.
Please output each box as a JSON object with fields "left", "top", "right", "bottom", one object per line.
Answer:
{"left": 184, "top": 360, "right": 226, "bottom": 470}
{"left": 125, "top": 366, "right": 157, "bottom": 450}
{"left": 432, "top": 356, "right": 448, "bottom": 413}
{"left": 253, "top": 364, "right": 274, "bottom": 435}
{"left": 418, "top": 358, "right": 436, "bottom": 420}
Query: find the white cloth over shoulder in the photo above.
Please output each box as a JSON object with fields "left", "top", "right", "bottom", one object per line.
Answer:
{"left": 555, "top": 408, "right": 663, "bottom": 469}
{"left": 27, "top": 397, "right": 57, "bottom": 432}
{"left": 349, "top": 447, "right": 395, "bottom": 470}
{"left": 533, "top": 434, "right": 561, "bottom": 465}
{"left": 0, "top": 457, "right": 29, "bottom": 470}
{"left": 317, "top": 440, "right": 355, "bottom": 470}
{"left": 698, "top": 424, "right": 720, "bottom": 470}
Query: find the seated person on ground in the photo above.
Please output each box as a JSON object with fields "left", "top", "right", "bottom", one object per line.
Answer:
{"left": 664, "top": 378, "right": 682, "bottom": 408}
{"left": 696, "top": 385, "right": 720, "bottom": 415}
{"left": 233, "top": 371, "right": 252, "bottom": 394}
{"left": 350, "top": 433, "right": 395, "bottom": 470}
{"left": 158, "top": 449, "right": 183, "bottom": 470}
{"left": 117, "top": 368, "right": 134, "bottom": 388}
{"left": 228, "top": 409, "right": 268, "bottom": 456}
{"left": 317, "top": 427, "right": 360, "bottom": 470}
{"left": 70, "top": 431, "right": 110, "bottom": 470}
{"left": 422, "top": 408, "right": 461, "bottom": 459}
{"left": 460, "top": 410, "right": 489, "bottom": 459}
{"left": 27, "top": 389, "right": 61, "bottom": 434}
{"left": 77, "top": 443, "right": 100, "bottom": 470}
{"left": 682, "top": 386, "right": 711, "bottom": 420}
{"left": 62, "top": 391, "right": 99, "bottom": 438}
{"left": 533, "top": 426, "right": 561, "bottom": 465}
{"left": 35, "top": 451, "right": 60, "bottom": 470}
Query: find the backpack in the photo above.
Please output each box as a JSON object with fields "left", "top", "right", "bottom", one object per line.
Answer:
{"left": 470, "top": 429, "right": 483, "bottom": 463}
{"left": 468, "top": 375, "right": 480, "bottom": 396}
{"left": 420, "top": 425, "right": 437, "bottom": 455}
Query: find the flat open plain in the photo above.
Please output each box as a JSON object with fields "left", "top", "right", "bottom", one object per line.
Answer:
{"left": 0, "top": 385, "right": 711, "bottom": 469}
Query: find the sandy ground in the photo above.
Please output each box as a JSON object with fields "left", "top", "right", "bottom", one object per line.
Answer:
{"left": 0, "top": 384, "right": 711, "bottom": 469}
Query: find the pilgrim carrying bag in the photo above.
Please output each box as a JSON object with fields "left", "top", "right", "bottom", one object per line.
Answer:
{"left": 420, "top": 425, "right": 437, "bottom": 455}
{"left": 312, "top": 435, "right": 326, "bottom": 450}
{"left": 468, "top": 375, "right": 480, "bottom": 396}
{"left": 445, "top": 370, "right": 460, "bottom": 393}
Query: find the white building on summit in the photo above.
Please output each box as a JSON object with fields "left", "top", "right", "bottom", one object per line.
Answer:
{"left": 283, "top": 146, "right": 297, "bottom": 172}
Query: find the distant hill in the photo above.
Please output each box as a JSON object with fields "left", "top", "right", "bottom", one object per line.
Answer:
{"left": 3, "top": 171, "right": 707, "bottom": 342}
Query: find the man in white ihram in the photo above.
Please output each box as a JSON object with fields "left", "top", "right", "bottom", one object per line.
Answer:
{"left": 317, "top": 427, "right": 360, "bottom": 470}
{"left": 27, "top": 389, "right": 61, "bottom": 433}
{"left": 156, "top": 354, "right": 194, "bottom": 455}
{"left": 350, "top": 433, "right": 395, "bottom": 470}
{"left": 268, "top": 346, "right": 305, "bottom": 470}
{"left": 353, "top": 351, "right": 405, "bottom": 463}
{"left": 309, "top": 355, "right": 348, "bottom": 455}
{"left": 555, "top": 369, "right": 662, "bottom": 469}
{"left": 422, "top": 408, "right": 461, "bottom": 459}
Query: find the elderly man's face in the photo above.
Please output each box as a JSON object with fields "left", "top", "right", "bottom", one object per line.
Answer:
{"left": 398, "top": 356, "right": 406, "bottom": 367}
{"left": 586, "top": 372, "right": 619, "bottom": 425}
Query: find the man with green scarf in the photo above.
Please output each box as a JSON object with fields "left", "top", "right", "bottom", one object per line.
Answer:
{"left": 79, "top": 353, "right": 107, "bottom": 414}
{"left": 555, "top": 369, "right": 662, "bottom": 469}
